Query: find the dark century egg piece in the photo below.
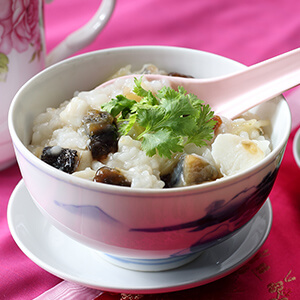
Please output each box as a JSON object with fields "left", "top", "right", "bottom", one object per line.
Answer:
{"left": 41, "top": 146, "right": 78, "bottom": 174}
{"left": 83, "top": 110, "right": 119, "bottom": 161}
{"left": 162, "top": 154, "right": 220, "bottom": 188}
{"left": 94, "top": 166, "right": 131, "bottom": 187}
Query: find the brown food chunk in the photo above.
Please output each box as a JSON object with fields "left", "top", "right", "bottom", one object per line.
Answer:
{"left": 183, "top": 154, "right": 219, "bottom": 186}
{"left": 167, "top": 72, "right": 194, "bottom": 78}
{"left": 213, "top": 115, "right": 223, "bottom": 133}
{"left": 162, "top": 154, "right": 220, "bottom": 188}
{"left": 41, "top": 146, "right": 78, "bottom": 174}
{"left": 83, "top": 110, "right": 119, "bottom": 161}
{"left": 93, "top": 166, "right": 131, "bottom": 187}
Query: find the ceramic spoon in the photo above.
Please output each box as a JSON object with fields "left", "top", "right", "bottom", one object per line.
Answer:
{"left": 101, "top": 48, "right": 300, "bottom": 119}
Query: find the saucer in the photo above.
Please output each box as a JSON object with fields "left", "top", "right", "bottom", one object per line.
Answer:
{"left": 293, "top": 127, "right": 300, "bottom": 167}
{"left": 7, "top": 180, "right": 272, "bottom": 294}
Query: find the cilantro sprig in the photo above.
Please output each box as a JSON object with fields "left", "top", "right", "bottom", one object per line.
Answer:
{"left": 101, "top": 77, "right": 216, "bottom": 158}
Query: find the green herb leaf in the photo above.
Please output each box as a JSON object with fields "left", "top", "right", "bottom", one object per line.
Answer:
{"left": 101, "top": 77, "right": 216, "bottom": 158}
{"left": 133, "top": 77, "right": 159, "bottom": 105}
{"left": 101, "top": 95, "right": 136, "bottom": 118}
{"left": 142, "top": 129, "right": 184, "bottom": 158}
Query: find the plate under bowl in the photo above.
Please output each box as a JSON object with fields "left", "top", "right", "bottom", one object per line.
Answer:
{"left": 7, "top": 180, "right": 272, "bottom": 294}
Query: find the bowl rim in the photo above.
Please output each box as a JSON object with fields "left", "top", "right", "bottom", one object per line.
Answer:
{"left": 8, "top": 45, "right": 292, "bottom": 196}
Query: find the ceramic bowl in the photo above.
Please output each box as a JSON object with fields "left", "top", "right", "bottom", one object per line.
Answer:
{"left": 8, "top": 46, "right": 291, "bottom": 271}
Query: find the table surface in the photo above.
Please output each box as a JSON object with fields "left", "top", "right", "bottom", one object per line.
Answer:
{"left": 1, "top": 0, "right": 300, "bottom": 299}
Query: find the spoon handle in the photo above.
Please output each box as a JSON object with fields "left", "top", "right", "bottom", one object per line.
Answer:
{"left": 209, "top": 48, "right": 300, "bottom": 118}
{"left": 100, "top": 48, "right": 300, "bottom": 120}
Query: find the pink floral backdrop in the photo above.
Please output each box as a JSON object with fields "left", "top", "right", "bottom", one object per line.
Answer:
{"left": 0, "top": 0, "right": 43, "bottom": 81}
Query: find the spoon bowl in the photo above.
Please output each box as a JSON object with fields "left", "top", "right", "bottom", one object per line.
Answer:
{"left": 100, "top": 48, "right": 300, "bottom": 119}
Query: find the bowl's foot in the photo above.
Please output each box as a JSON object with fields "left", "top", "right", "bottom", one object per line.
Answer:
{"left": 98, "top": 252, "right": 202, "bottom": 272}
